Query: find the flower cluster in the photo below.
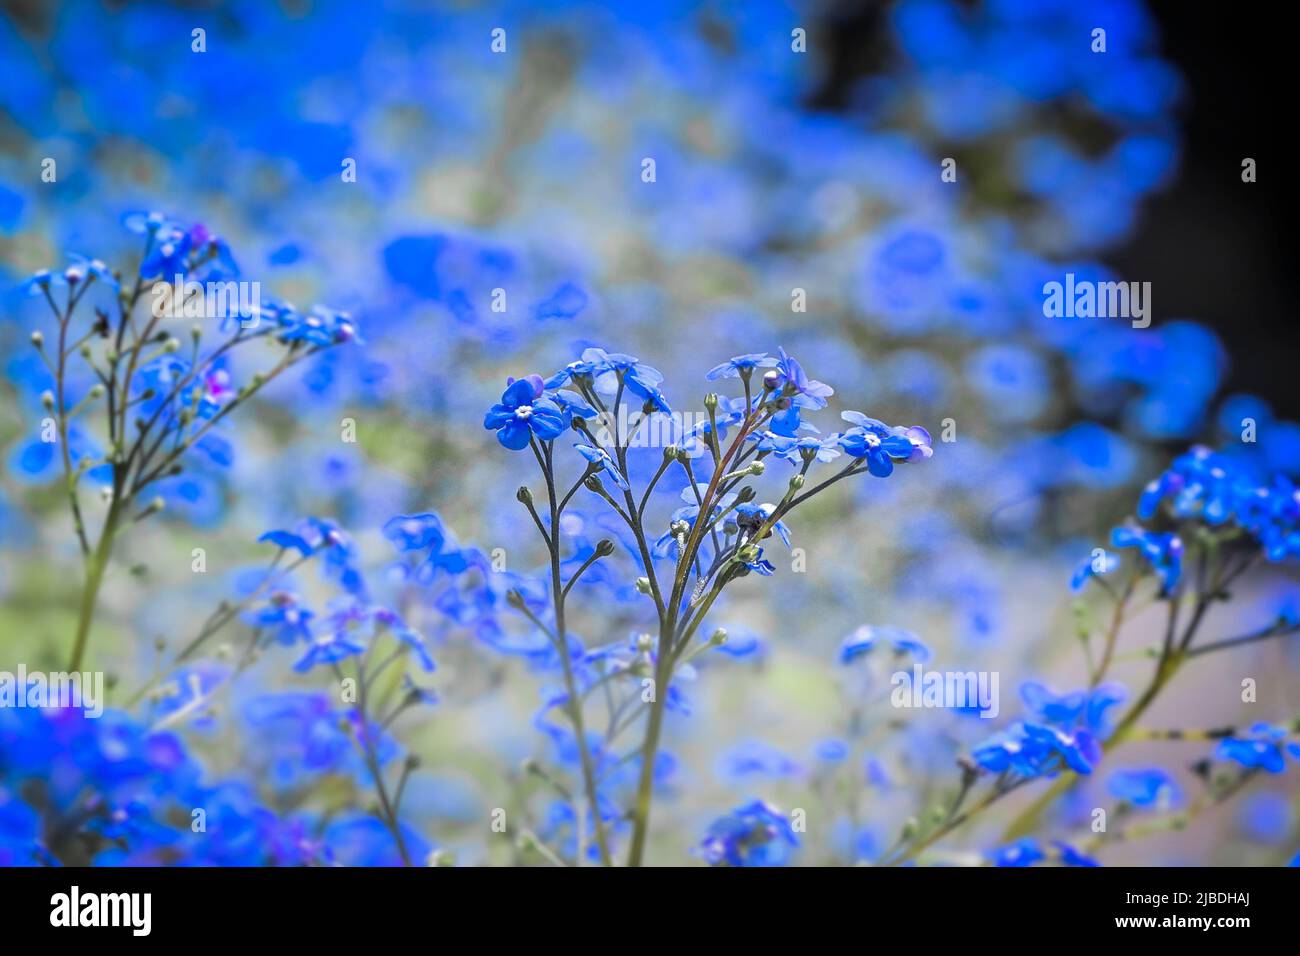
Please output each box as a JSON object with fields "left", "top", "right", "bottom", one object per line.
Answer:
{"left": 1139, "top": 445, "right": 1300, "bottom": 561}
{"left": 16, "top": 212, "right": 357, "bottom": 673}
{"left": 483, "top": 346, "right": 930, "bottom": 865}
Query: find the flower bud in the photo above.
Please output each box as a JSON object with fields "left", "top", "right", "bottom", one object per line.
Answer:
{"left": 634, "top": 576, "right": 651, "bottom": 594}
{"left": 789, "top": 474, "right": 805, "bottom": 492}
{"left": 40, "top": 390, "right": 54, "bottom": 410}
{"left": 30, "top": 331, "right": 44, "bottom": 348}
{"left": 709, "top": 627, "right": 728, "bottom": 647}
{"left": 703, "top": 392, "right": 718, "bottom": 411}
{"left": 516, "top": 486, "right": 533, "bottom": 506}
{"left": 595, "top": 539, "right": 615, "bottom": 557}
{"left": 762, "top": 369, "right": 781, "bottom": 391}
{"left": 505, "top": 589, "right": 526, "bottom": 609}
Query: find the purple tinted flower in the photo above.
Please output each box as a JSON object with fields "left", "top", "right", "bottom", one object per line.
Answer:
{"left": 771, "top": 347, "right": 833, "bottom": 409}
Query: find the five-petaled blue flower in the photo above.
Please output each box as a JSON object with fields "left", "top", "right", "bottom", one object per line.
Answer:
{"left": 707, "top": 352, "right": 778, "bottom": 381}
{"left": 484, "top": 376, "right": 567, "bottom": 450}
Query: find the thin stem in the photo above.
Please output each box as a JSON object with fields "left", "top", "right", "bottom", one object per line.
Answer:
{"left": 532, "top": 437, "right": 613, "bottom": 866}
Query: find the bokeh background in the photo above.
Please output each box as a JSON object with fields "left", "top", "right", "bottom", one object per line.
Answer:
{"left": 1, "top": 0, "right": 1297, "bottom": 865}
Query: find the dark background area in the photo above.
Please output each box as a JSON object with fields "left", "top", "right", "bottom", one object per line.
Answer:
{"left": 1115, "top": 0, "right": 1295, "bottom": 419}
{"left": 812, "top": 0, "right": 1296, "bottom": 421}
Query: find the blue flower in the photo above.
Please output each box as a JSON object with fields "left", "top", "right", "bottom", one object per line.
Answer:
{"left": 588, "top": 349, "right": 664, "bottom": 402}
{"left": 757, "top": 433, "right": 841, "bottom": 465}
{"left": 771, "top": 347, "right": 833, "bottom": 409}
{"left": 989, "top": 837, "right": 1044, "bottom": 867}
{"left": 1108, "top": 768, "right": 1178, "bottom": 808}
{"left": 550, "top": 390, "right": 598, "bottom": 426}
{"left": 989, "top": 838, "right": 1099, "bottom": 867}
{"left": 972, "top": 722, "right": 1101, "bottom": 778}
{"left": 1020, "top": 681, "right": 1126, "bottom": 736}
{"left": 574, "top": 443, "right": 629, "bottom": 490}
{"left": 21, "top": 268, "right": 66, "bottom": 296}
{"left": 1111, "top": 526, "right": 1184, "bottom": 594}
{"left": 837, "top": 412, "right": 917, "bottom": 477}
{"left": 484, "top": 377, "right": 567, "bottom": 450}
{"left": 292, "top": 611, "right": 367, "bottom": 672}
{"left": 1053, "top": 841, "right": 1100, "bottom": 867}
{"left": 139, "top": 223, "right": 192, "bottom": 279}
{"left": 696, "top": 800, "right": 799, "bottom": 867}
{"left": 374, "top": 608, "right": 436, "bottom": 673}
{"left": 1214, "top": 724, "right": 1300, "bottom": 773}
{"left": 258, "top": 529, "right": 315, "bottom": 557}
{"left": 544, "top": 351, "right": 605, "bottom": 389}
{"left": 277, "top": 305, "right": 360, "bottom": 346}
{"left": 838, "top": 625, "right": 930, "bottom": 664}
{"left": 838, "top": 625, "right": 877, "bottom": 664}
{"left": 382, "top": 513, "right": 450, "bottom": 553}
{"left": 707, "top": 352, "right": 778, "bottom": 380}
{"left": 249, "top": 592, "right": 315, "bottom": 646}
{"left": 1070, "top": 550, "right": 1120, "bottom": 592}
{"left": 70, "top": 254, "right": 119, "bottom": 291}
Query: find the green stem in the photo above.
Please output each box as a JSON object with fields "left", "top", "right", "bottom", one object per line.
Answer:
{"left": 69, "top": 506, "right": 120, "bottom": 672}
{"left": 626, "top": 633, "right": 669, "bottom": 867}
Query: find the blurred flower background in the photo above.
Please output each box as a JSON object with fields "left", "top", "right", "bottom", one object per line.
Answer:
{"left": 1, "top": 0, "right": 1296, "bottom": 867}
